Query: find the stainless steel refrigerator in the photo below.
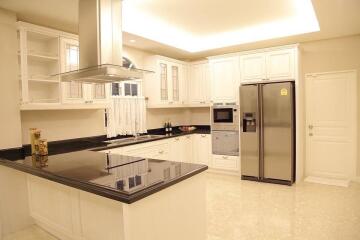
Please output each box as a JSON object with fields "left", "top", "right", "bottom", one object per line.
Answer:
{"left": 240, "top": 81, "right": 295, "bottom": 185}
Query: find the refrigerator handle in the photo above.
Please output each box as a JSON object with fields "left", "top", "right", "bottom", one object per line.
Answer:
{"left": 258, "top": 84, "right": 264, "bottom": 180}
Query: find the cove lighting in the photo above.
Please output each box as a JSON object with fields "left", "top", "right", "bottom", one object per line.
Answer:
{"left": 122, "top": 0, "right": 319, "bottom": 53}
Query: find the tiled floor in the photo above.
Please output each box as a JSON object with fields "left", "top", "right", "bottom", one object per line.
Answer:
{"left": 206, "top": 173, "right": 360, "bottom": 240}
{"left": 3, "top": 173, "right": 360, "bottom": 240}
{"left": 3, "top": 225, "right": 58, "bottom": 240}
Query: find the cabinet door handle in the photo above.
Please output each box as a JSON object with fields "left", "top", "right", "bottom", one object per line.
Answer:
{"left": 222, "top": 156, "right": 228, "bottom": 159}
{"left": 201, "top": 134, "right": 206, "bottom": 137}
{"left": 175, "top": 138, "right": 180, "bottom": 141}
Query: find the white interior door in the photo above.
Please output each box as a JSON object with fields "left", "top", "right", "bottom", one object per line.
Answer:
{"left": 306, "top": 70, "right": 357, "bottom": 180}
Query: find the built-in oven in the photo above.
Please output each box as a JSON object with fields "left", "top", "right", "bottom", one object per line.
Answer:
{"left": 212, "top": 130, "right": 239, "bottom": 156}
{"left": 211, "top": 104, "right": 239, "bottom": 131}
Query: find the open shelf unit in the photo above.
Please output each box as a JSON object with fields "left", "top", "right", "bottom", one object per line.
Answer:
{"left": 18, "top": 22, "right": 61, "bottom": 105}
{"left": 17, "top": 22, "right": 110, "bottom": 110}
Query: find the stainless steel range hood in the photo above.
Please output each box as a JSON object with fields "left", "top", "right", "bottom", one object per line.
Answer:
{"left": 59, "top": 0, "right": 152, "bottom": 83}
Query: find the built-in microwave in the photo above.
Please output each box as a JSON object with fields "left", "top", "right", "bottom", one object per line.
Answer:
{"left": 211, "top": 104, "right": 239, "bottom": 131}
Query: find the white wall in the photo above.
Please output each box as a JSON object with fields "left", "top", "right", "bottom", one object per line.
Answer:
{"left": 300, "top": 34, "right": 360, "bottom": 177}
{"left": 188, "top": 108, "right": 210, "bottom": 126}
{"left": 0, "top": 8, "right": 22, "bottom": 149}
{"left": 21, "top": 110, "right": 106, "bottom": 144}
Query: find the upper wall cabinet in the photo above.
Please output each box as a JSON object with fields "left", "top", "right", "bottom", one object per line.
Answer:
{"left": 209, "top": 56, "right": 240, "bottom": 103}
{"left": 188, "top": 61, "right": 210, "bottom": 106}
{"left": 18, "top": 22, "right": 109, "bottom": 110}
{"left": 144, "top": 56, "right": 187, "bottom": 108}
{"left": 239, "top": 48, "right": 296, "bottom": 83}
{"left": 266, "top": 48, "right": 295, "bottom": 80}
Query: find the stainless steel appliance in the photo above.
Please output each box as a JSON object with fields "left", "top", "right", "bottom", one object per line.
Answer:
{"left": 211, "top": 103, "right": 239, "bottom": 156}
{"left": 211, "top": 104, "right": 239, "bottom": 131}
{"left": 240, "top": 81, "right": 295, "bottom": 185}
{"left": 212, "top": 131, "right": 239, "bottom": 156}
{"left": 58, "top": 0, "right": 153, "bottom": 83}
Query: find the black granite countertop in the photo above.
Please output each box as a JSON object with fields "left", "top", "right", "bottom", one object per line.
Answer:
{"left": 92, "top": 127, "right": 211, "bottom": 152}
{"left": 0, "top": 150, "right": 208, "bottom": 203}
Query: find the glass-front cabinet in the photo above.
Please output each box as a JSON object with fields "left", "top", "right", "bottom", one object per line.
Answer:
{"left": 60, "top": 37, "right": 108, "bottom": 105}
{"left": 144, "top": 56, "right": 187, "bottom": 107}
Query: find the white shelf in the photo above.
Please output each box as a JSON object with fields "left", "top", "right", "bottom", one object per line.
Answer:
{"left": 27, "top": 53, "right": 59, "bottom": 61}
{"left": 28, "top": 79, "right": 59, "bottom": 83}
{"left": 20, "top": 103, "right": 109, "bottom": 111}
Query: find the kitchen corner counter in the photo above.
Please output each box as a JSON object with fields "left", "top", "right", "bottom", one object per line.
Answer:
{"left": 92, "top": 128, "right": 211, "bottom": 152}
{"left": 0, "top": 150, "right": 207, "bottom": 204}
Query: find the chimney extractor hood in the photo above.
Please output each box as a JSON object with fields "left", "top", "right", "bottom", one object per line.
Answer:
{"left": 57, "top": 0, "right": 153, "bottom": 83}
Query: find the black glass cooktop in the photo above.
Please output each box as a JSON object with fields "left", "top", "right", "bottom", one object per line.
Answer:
{"left": 12, "top": 151, "right": 206, "bottom": 196}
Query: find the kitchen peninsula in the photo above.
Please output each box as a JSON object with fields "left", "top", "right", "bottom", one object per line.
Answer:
{"left": 0, "top": 149, "right": 207, "bottom": 240}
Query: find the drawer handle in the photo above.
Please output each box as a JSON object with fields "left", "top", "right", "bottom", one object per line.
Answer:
{"left": 222, "top": 156, "right": 228, "bottom": 159}
{"left": 201, "top": 134, "right": 206, "bottom": 137}
{"left": 158, "top": 150, "right": 164, "bottom": 154}
{"left": 175, "top": 138, "right": 180, "bottom": 141}
{"left": 186, "top": 136, "right": 191, "bottom": 139}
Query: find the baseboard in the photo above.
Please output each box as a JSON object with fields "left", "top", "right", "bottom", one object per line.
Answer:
{"left": 305, "top": 176, "right": 350, "bottom": 187}
{"left": 207, "top": 168, "right": 241, "bottom": 177}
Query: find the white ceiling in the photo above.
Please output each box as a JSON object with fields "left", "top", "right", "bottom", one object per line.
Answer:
{"left": 0, "top": 0, "right": 359, "bottom": 60}
{"left": 125, "top": 0, "right": 294, "bottom": 37}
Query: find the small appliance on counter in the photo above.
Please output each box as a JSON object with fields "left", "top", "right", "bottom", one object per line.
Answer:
{"left": 211, "top": 103, "right": 239, "bottom": 156}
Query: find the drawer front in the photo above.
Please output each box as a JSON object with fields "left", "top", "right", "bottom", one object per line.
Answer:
{"left": 212, "top": 155, "right": 239, "bottom": 171}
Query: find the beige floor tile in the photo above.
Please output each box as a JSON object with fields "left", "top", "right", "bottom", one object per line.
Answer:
{"left": 206, "top": 173, "right": 360, "bottom": 240}
{"left": 3, "top": 225, "right": 59, "bottom": 240}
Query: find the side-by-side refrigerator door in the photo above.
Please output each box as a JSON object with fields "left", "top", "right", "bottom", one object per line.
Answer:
{"left": 262, "top": 82, "right": 294, "bottom": 183}
{"left": 240, "top": 85, "right": 260, "bottom": 180}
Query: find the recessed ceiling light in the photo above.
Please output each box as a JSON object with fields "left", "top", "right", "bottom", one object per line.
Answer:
{"left": 129, "top": 39, "right": 136, "bottom": 43}
{"left": 123, "top": 0, "right": 319, "bottom": 53}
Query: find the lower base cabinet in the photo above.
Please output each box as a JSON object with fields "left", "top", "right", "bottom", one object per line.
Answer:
{"left": 212, "top": 155, "right": 240, "bottom": 172}
{"left": 169, "top": 135, "right": 193, "bottom": 162}
{"left": 192, "top": 134, "right": 212, "bottom": 166}
{"left": 101, "top": 133, "right": 240, "bottom": 174}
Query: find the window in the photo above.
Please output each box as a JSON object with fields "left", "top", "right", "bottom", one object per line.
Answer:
{"left": 124, "top": 83, "right": 138, "bottom": 96}
{"left": 111, "top": 81, "right": 141, "bottom": 97}
{"left": 110, "top": 57, "right": 142, "bottom": 98}
{"left": 111, "top": 83, "right": 121, "bottom": 96}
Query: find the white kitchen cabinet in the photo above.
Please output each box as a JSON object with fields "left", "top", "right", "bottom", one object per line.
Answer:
{"left": 60, "top": 37, "right": 109, "bottom": 105}
{"left": 209, "top": 56, "right": 240, "bottom": 103}
{"left": 144, "top": 56, "right": 187, "bottom": 107}
{"left": 60, "top": 37, "right": 84, "bottom": 104}
{"left": 188, "top": 62, "right": 210, "bottom": 106}
{"left": 99, "top": 133, "right": 241, "bottom": 175}
{"left": 192, "top": 134, "right": 211, "bottom": 167}
{"left": 266, "top": 48, "right": 295, "bottom": 80}
{"left": 169, "top": 135, "right": 193, "bottom": 163}
{"left": 239, "top": 47, "right": 295, "bottom": 83}
{"left": 239, "top": 53, "right": 266, "bottom": 82}
{"left": 117, "top": 141, "right": 170, "bottom": 161}
{"left": 18, "top": 22, "right": 109, "bottom": 110}
{"left": 18, "top": 22, "right": 61, "bottom": 105}
{"left": 212, "top": 155, "right": 239, "bottom": 172}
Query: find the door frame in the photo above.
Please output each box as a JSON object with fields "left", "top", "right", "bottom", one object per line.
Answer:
{"left": 305, "top": 70, "right": 357, "bottom": 180}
